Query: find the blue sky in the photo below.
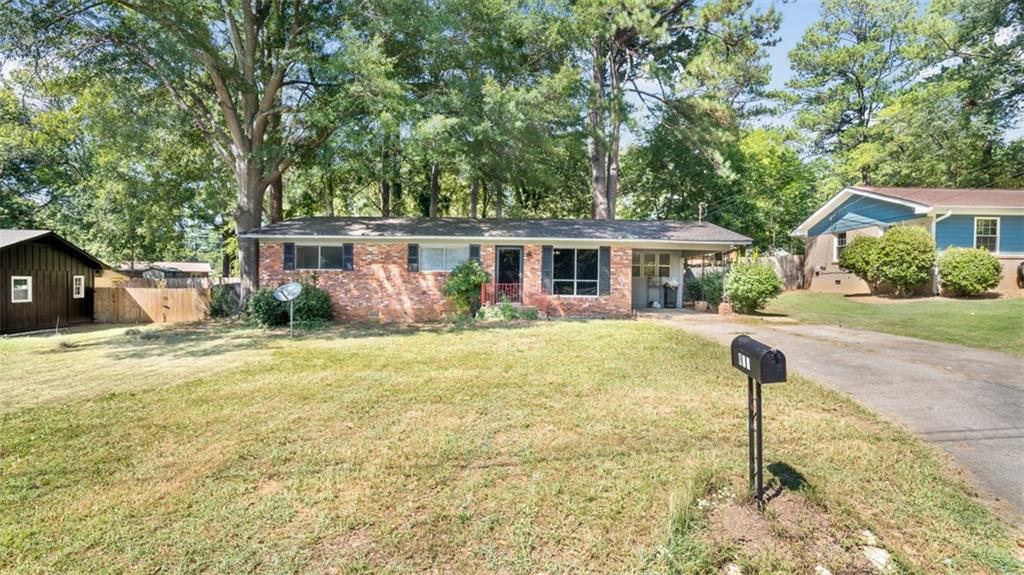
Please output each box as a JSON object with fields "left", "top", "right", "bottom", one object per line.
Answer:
{"left": 761, "top": 0, "right": 823, "bottom": 93}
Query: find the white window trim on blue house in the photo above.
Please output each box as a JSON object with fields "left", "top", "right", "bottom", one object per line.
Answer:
{"left": 973, "top": 217, "right": 999, "bottom": 254}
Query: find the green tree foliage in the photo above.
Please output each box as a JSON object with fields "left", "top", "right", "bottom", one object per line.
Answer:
{"left": 938, "top": 248, "right": 1003, "bottom": 296}
{"left": 442, "top": 259, "right": 490, "bottom": 316}
{"left": 725, "top": 259, "right": 783, "bottom": 314}
{"left": 875, "top": 226, "right": 936, "bottom": 296}
{"left": 684, "top": 271, "right": 726, "bottom": 307}
{"left": 789, "top": 0, "right": 917, "bottom": 184}
{"left": 838, "top": 235, "right": 882, "bottom": 292}
{"left": 621, "top": 127, "right": 819, "bottom": 253}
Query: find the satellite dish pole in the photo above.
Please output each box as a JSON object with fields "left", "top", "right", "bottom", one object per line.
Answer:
{"left": 273, "top": 282, "right": 303, "bottom": 337}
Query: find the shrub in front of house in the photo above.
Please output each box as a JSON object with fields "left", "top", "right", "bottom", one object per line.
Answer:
{"left": 684, "top": 271, "right": 726, "bottom": 307}
{"left": 838, "top": 235, "right": 881, "bottom": 292}
{"left": 210, "top": 284, "right": 240, "bottom": 317}
{"left": 724, "top": 259, "right": 783, "bottom": 314}
{"left": 874, "top": 225, "right": 936, "bottom": 297}
{"left": 247, "top": 282, "right": 334, "bottom": 327}
{"left": 938, "top": 248, "right": 1002, "bottom": 296}
{"left": 442, "top": 259, "right": 489, "bottom": 316}
{"left": 476, "top": 298, "right": 539, "bottom": 321}
{"left": 247, "top": 287, "right": 288, "bottom": 327}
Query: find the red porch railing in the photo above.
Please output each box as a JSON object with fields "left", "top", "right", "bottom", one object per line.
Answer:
{"left": 480, "top": 282, "right": 523, "bottom": 305}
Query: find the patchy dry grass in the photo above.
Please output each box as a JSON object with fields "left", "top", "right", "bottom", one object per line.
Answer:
{"left": 0, "top": 320, "right": 1020, "bottom": 573}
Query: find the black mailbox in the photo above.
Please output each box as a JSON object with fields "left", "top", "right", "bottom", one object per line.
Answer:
{"left": 731, "top": 335, "right": 786, "bottom": 384}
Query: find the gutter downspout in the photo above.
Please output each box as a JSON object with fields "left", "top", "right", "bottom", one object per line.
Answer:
{"left": 931, "top": 210, "right": 953, "bottom": 294}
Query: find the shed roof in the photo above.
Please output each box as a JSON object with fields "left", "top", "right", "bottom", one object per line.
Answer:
{"left": 242, "top": 217, "right": 751, "bottom": 246}
{"left": 0, "top": 229, "right": 106, "bottom": 269}
{"left": 119, "top": 261, "right": 213, "bottom": 274}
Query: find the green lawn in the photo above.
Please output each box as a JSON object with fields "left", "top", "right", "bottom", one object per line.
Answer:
{"left": 762, "top": 292, "right": 1024, "bottom": 356}
{"left": 1, "top": 321, "right": 1020, "bottom": 574}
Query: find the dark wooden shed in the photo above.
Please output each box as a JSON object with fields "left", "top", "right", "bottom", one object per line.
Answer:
{"left": 0, "top": 230, "right": 105, "bottom": 335}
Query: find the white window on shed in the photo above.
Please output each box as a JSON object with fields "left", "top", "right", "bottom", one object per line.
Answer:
{"left": 73, "top": 275, "right": 85, "bottom": 299}
{"left": 11, "top": 276, "right": 32, "bottom": 303}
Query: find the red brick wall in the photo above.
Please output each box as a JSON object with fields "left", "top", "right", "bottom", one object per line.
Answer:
{"left": 260, "top": 241, "right": 634, "bottom": 322}
{"left": 259, "top": 242, "right": 453, "bottom": 322}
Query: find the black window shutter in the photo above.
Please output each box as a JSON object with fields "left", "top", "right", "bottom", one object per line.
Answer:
{"left": 541, "top": 245, "right": 553, "bottom": 293}
{"left": 469, "top": 244, "right": 480, "bottom": 262}
{"left": 407, "top": 243, "right": 419, "bottom": 272}
{"left": 599, "top": 246, "right": 611, "bottom": 295}
{"left": 343, "top": 243, "right": 354, "bottom": 271}
{"left": 283, "top": 242, "right": 295, "bottom": 270}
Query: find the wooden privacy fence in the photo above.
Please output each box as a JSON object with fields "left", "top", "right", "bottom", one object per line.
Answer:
{"left": 95, "top": 286, "right": 210, "bottom": 324}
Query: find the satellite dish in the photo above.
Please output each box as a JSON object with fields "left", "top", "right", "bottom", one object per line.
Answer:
{"left": 274, "top": 282, "right": 302, "bottom": 302}
{"left": 142, "top": 269, "right": 165, "bottom": 281}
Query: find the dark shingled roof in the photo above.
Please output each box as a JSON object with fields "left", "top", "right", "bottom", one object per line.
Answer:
{"left": 243, "top": 217, "right": 751, "bottom": 245}
{"left": 0, "top": 229, "right": 106, "bottom": 269}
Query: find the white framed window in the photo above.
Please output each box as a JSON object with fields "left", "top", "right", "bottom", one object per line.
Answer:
{"left": 11, "top": 276, "right": 32, "bottom": 303}
{"left": 420, "top": 245, "right": 470, "bottom": 272}
{"left": 632, "top": 252, "right": 671, "bottom": 277}
{"left": 833, "top": 232, "right": 848, "bottom": 262}
{"left": 974, "top": 217, "right": 999, "bottom": 253}
{"left": 553, "top": 248, "right": 599, "bottom": 296}
{"left": 73, "top": 275, "right": 85, "bottom": 299}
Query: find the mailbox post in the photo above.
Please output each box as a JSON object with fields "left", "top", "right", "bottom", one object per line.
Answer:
{"left": 730, "top": 335, "right": 786, "bottom": 509}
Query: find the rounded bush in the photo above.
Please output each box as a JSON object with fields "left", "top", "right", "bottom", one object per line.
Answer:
{"left": 291, "top": 282, "right": 334, "bottom": 323}
{"left": 938, "top": 248, "right": 1002, "bottom": 296}
{"left": 247, "top": 281, "right": 334, "bottom": 327}
{"left": 875, "top": 225, "right": 936, "bottom": 297}
{"left": 442, "top": 259, "right": 490, "bottom": 315}
{"left": 209, "top": 284, "right": 240, "bottom": 318}
{"left": 246, "top": 287, "right": 288, "bottom": 327}
{"left": 838, "top": 235, "right": 881, "bottom": 291}
{"left": 685, "top": 271, "right": 726, "bottom": 306}
{"left": 725, "top": 260, "right": 783, "bottom": 314}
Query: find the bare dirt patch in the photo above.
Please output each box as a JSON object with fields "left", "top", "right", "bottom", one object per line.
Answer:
{"left": 706, "top": 491, "right": 876, "bottom": 573}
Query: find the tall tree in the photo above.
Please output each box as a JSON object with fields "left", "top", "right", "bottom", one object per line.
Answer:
{"left": 576, "top": 0, "right": 779, "bottom": 219}
{"left": 4, "top": 1, "right": 397, "bottom": 301}
{"left": 788, "top": 0, "right": 918, "bottom": 184}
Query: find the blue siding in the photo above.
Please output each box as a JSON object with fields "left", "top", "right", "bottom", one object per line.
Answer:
{"left": 936, "top": 215, "right": 1024, "bottom": 253}
{"left": 808, "top": 195, "right": 917, "bottom": 237}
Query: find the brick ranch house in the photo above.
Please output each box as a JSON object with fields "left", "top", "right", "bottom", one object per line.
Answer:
{"left": 792, "top": 186, "right": 1024, "bottom": 295}
{"left": 243, "top": 218, "right": 751, "bottom": 321}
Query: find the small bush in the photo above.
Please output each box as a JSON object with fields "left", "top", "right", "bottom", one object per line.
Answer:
{"left": 838, "top": 235, "right": 881, "bottom": 292}
{"left": 938, "top": 248, "right": 1002, "bottom": 296}
{"left": 442, "top": 259, "right": 490, "bottom": 315}
{"left": 684, "top": 271, "right": 725, "bottom": 306}
{"left": 247, "top": 282, "right": 334, "bottom": 328}
{"left": 875, "top": 225, "right": 936, "bottom": 296}
{"left": 124, "top": 328, "right": 141, "bottom": 336}
{"left": 209, "top": 284, "right": 240, "bottom": 318}
{"left": 291, "top": 282, "right": 334, "bottom": 323}
{"left": 246, "top": 287, "right": 288, "bottom": 327}
{"left": 476, "top": 298, "right": 539, "bottom": 321}
{"left": 725, "top": 259, "right": 783, "bottom": 314}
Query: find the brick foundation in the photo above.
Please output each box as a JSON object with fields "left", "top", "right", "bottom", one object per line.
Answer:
{"left": 260, "top": 241, "right": 635, "bottom": 322}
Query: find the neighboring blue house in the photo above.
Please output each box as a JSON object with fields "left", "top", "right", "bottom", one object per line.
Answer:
{"left": 792, "top": 186, "right": 1024, "bottom": 294}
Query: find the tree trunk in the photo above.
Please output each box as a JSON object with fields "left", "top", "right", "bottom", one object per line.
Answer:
{"left": 324, "top": 174, "right": 335, "bottom": 216}
{"left": 470, "top": 180, "right": 479, "bottom": 218}
{"left": 269, "top": 173, "right": 284, "bottom": 223}
{"left": 235, "top": 160, "right": 264, "bottom": 307}
{"left": 588, "top": 41, "right": 609, "bottom": 220}
{"left": 380, "top": 179, "right": 390, "bottom": 217}
{"left": 606, "top": 54, "right": 622, "bottom": 220}
{"left": 429, "top": 162, "right": 440, "bottom": 217}
{"left": 494, "top": 180, "right": 503, "bottom": 218}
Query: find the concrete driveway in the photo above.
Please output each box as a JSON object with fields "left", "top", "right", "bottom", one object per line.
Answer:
{"left": 648, "top": 311, "right": 1024, "bottom": 517}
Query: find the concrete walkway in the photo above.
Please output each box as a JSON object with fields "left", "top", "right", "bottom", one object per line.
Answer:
{"left": 647, "top": 311, "right": 1024, "bottom": 517}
